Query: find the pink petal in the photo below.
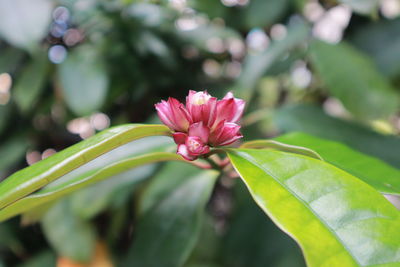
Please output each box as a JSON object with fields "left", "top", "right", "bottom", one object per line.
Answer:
{"left": 216, "top": 92, "right": 245, "bottom": 124}
{"left": 223, "top": 92, "right": 234, "bottom": 99}
{"left": 215, "top": 98, "right": 236, "bottom": 124}
{"left": 230, "top": 98, "right": 245, "bottom": 123}
{"left": 167, "top": 97, "right": 191, "bottom": 132}
{"left": 155, "top": 101, "right": 175, "bottom": 130}
{"left": 210, "top": 121, "right": 242, "bottom": 146}
{"left": 173, "top": 132, "right": 188, "bottom": 144}
{"left": 188, "top": 122, "right": 209, "bottom": 144}
{"left": 205, "top": 97, "right": 217, "bottom": 127}
{"left": 185, "top": 136, "right": 210, "bottom": 156}
{"left": 177, "top": 144, "right": 197, "bottom": 161}
{"left": 217, "top": 133, "right": 242, "bottom": 146}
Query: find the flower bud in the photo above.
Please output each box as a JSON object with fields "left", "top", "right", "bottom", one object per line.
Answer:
{"left": 209, "top": 120, "right": 242, "bottom": 146}
{"left": 156, "top": 90, "right": 245, "bottom": 161}
{"left": 186, "top": 90, "right": 217, "bottom": 127}
{"left": 155, "top": 97, "right": 192, "bottom": 132}
{"left": 214, "top": 92, "right": 245, "bottom": 126}
{"left": 176, "top": 136, "right": 210, "bottom": 161}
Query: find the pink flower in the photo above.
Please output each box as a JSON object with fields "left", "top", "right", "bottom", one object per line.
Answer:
{"left": 209, "top": 120, "right": 242, "bottom": 146}
{"left": 155, "top": 97, "right": 192, "bottom": 132}
{"left": 186, "top": 90, "right": 217, "bottom": 127}
{"left": 214, "top": 92, "right": 245, "bottom": 126}
{"left": 155, "top": 90, "right": 245, "bottom": 160}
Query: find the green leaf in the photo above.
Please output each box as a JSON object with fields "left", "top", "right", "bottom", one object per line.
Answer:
{"left": 42, "top": 200, "right": 96, "bottom": 263}
{"left": 235, "top": 19, "right": 309, "bottom": 100}
{"left": 68, "top": 136, "right": 175, "bottom": 219}
{"left": 350, "top": 18, "right": 400, "bottom": 78}
{"left": 0, "top": 0, "right": 52, "bottom": 51}
{"left": 15, "top": 136, "right": 174, "bottom": 223}
{"left": 59, "top": 45, "right": 109, "bottom": 116}
{"left": 338, "top": 0, "right": 379, "bottom": 15}
{"left": 274, "top": 104, "right": 400, "bottom": 168}
{"left": 0, "top": 124, "right": 171, "bottom": 210}
{"left": 274, "top": 132, "right": 400, "bottom": 196}
{"left": 240, "top": 139, "right": 322, "bottom": 160}
{"left": 309, "top": 40, "right": 399, "bottom": 120}
{"left": 13, "top": 53, "right": 49, "bottom": 112}
{"left": 228, "top": 148, "right": 400, "bottom": 267}
{"left": 0, "top": 152, "right": 183, "bottom": 222}
{"left": 124, "top": 163, "right": 218, "bottom": 267}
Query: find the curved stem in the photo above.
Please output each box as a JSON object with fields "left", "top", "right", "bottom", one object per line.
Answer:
{"left": 189, "top": 160, "right": 213, "bottom": 169}
{"left": 204, "top": 157, "right": 221, "bottom": 170}
{"left": 204, "top": 148, "right": 226, "bottom": 158}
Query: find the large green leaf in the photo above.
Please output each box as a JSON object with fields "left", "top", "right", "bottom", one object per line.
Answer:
{"left": 0, "top": 124, "right": 171, "bottom": 210}
{"left": 274, "top": 132, "right": 400, "bottom": 196}
{"left": 124, "top": 162, "right": 218, "bottom": 267}
{"left": 59, "top": 45, "right": 109, "bottom": 116}
{"left": 42, "top": 200, "right": 96, "bottom": 263}
{"left": 0, "top": 152, "right": 183, "bottom": 222}
{"left": 309, "top": 40, "right": 399, "bottom": 120}
{"left": 274, "top": 104, "right": 400, "bottom": 168}
{"left": 227, "top": 148, "right": 400, "bottom": 267}
{"left": 0, "top": 0, "right": 52, "bottom": 50}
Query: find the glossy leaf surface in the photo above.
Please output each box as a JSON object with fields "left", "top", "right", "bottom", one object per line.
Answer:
{"left": 240, "top": 139, "right": 322, "bottom": 160}
{"left": 0, "top": 124, "right": 171, "bottom": 210}
{"left": 0, "top": 152, "right": 183, "bottom": 222}
{"left": 228, "top": 148, "right": 400, "bottom": 267}
{"left": 275, "top": 132, "right": 400, "bottom": 196}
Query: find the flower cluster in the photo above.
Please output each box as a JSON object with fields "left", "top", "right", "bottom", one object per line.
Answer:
{"left": 155, "top": 90, "right": 245, "bottom": 160}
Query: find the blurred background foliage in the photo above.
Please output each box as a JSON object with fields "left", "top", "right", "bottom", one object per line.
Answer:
{"left": 0, "top": 0, "right": 400, "bottom": 266}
